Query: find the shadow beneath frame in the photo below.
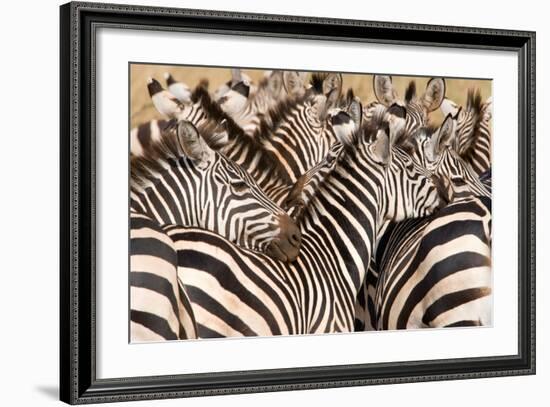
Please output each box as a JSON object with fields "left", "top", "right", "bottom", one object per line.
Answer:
{"left": 35, "top": 385, "right": 58, "bottom": 400}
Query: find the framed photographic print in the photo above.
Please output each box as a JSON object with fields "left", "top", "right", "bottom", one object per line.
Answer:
{"left": 60, "top": 1, "right": 536, "bottom": 404}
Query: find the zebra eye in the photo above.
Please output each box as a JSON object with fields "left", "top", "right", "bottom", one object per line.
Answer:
{"left": 230, "top": 180, "right": 249, "bottom": 193}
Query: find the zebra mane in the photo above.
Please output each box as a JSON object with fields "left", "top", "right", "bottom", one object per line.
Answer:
{"left": 193, "top": 82, "right": 292, "bottom": 183}
{"left": 461, "top": 88, "right": 489, "bottom": 159}
{"left": 404, "top": 81, "right": 417, "bottom": 104}
{"left": 310, "top": 72, "right": 329, "bottom": 94}
{"left": 257, "top": 74, "right": 274, "bottom": 91}
{"left": 130, "top": 123, "right": 190, "bottom": 190}
{"left": 466, "top": 88, "right": 483, "bottom": 115}
{"left": 190, "top": 79, "right": 210, "bottom": 103}
{"left": 131, "top": 116, "right": 235, "bottom": 191}
{"left": 287, "top": 119, "right": 386, "bottom": 222}
{"left": 252, "top": 72, "right": 337, "bottom": 144}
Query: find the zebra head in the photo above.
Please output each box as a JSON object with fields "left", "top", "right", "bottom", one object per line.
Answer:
{"left": 130, "top": 120, "right": 302, "bottom": 262}
{"left": 367, "top": 123, "right": 444, "bottom": 221}
{"left": 373, "top": 75, "right": 446, "bottom": 137}
{"left": 441, "top": 88, "right": 483, "bottom": 155}
{"left": 402, "top": 114, "right": 490, "bottom": 199}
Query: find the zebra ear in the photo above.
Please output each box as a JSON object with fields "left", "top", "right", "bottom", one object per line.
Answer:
{"left": 482, "top": 96, "right": 493, "bottom": 121}
{"left": 148, "top": 77, "right": 184, "bottom": 118}
{"left": 433, "top": 113, "right": 455, "bottom": 154}
{"left": 422, "top": 78, "right": 446, "bottom": 112}
{"left": 440, "top": 97, "right": 460, "bottom": 118}
{"left": 230, "top": 68, "right": 243, "bottom": 87}
{"left": 322, "top": 73, "right": 343, "bottom": 98}
{"left": 325, "top": 87, "right": 341, "bottom": 112}
{"left": 176, "top": 121, "right": 214, "bottom": 165}
{"left": 385, "top": 103, "right": 407, "bottom": 143}
{"left": 283, "top": 71, "right": 306, "bottom": 98}
{"left": 209, "top": 119, "right": 230, "bottom": 149}
{"left": 369, "top": 125, "right": 391, "bottom": 166}
{"left": 373, "top": 75, "right": 396, "bottom": 106}
{"left": 267, "top": 71, "right": 284, "bottom": 96}
{"left": 349, "top": 97, "right": 363, "bottom": 128}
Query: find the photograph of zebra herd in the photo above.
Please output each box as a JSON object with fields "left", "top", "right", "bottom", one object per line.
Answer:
{"left": 129, "top": 64, "right": 492, "bottom": 342}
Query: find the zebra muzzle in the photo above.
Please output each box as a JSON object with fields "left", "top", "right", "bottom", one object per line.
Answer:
{"left": 266, "top": 214, "right": 302, "bottom": 262}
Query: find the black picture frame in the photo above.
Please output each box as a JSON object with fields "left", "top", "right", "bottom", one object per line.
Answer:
{"left": 60, "top": 1, "right": 536, "bottom": 404}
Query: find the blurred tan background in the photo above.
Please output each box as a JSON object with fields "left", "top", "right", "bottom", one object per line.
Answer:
{"left": 130, "top": 64, "right": 492, "bottom": 128}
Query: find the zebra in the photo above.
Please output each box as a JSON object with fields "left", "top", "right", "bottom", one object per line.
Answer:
{"left": 130, "top": 118, "right": 301, "bottom": 262}
{"left": 359, "top": 114, "right": 492, "bottom": 330}
{"left": 130, "top": 209, "right": 198, "bottom": 341}
{"left": 160, "top": 118, "right": 443, "bottom": 338}
{"left": 252, "top": 72, "right": 345, "bottom": 184}
{"left": 372, "top": 192, "right": 492, "bottom": 329}
{"left": 397, "top": 113, "right": 491, "bottom": 198}
{"left": 441, "top": 89, "right": 492, "bottom": 177}
{"left": 282, "top": 111, "right": 492, "bottom": 331}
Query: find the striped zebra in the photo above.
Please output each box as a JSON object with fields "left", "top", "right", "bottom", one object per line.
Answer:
{"left": 358, "top": 114, "right": 492, "bottom": 330}
{"left": 253, "top": 72, "right": 345, "bottom": 182}
{"left": 441, "top": 89, "right": 492, "bottom": 177}
{"left": 282, "top": 111, "right": 492, "bottom": 331}
{"left": 372, "top": 192, "right": 491, "bottom": 329}
{"left": 162, "top": 119, "right": 443, "bottom": 338}
{"left": 398, "top": 114, "right": 490, "bottom": 198}
{"left": 130, "top": 118, "right": 301, "bottom": 262}
{"left": 130, "top": 209, "right": 198, "bottom": 341}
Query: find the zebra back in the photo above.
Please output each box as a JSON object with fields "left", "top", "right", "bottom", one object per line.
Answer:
{"left": 373, "top": 194, "right": 492, "bottom": 329}
{"left": 130, "top": 210, "right": 198, "bottom": 341}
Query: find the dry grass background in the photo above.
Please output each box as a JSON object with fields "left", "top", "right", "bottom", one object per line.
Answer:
{"left": 130, "top": 64, "right": 492, "bottom": 129}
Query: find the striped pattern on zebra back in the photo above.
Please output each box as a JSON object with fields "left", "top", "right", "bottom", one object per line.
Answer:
{"left": 368, "top": 75, "right": 446, "bottom": 138}
{"left": 372, "top": 192, "right": 492, "bottom": 330}
{"left": 130, "top": 119, "right": 302, "bottom": 262}
{"left": 159, "top": 120, "right": 443, "bottom": 338}
{"left": 130, "top": 210, "right": 198, "bottom": 341}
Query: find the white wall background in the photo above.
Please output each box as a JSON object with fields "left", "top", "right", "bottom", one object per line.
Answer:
{"left": 0, "top": 0, "right": 545, "bottom": 405}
